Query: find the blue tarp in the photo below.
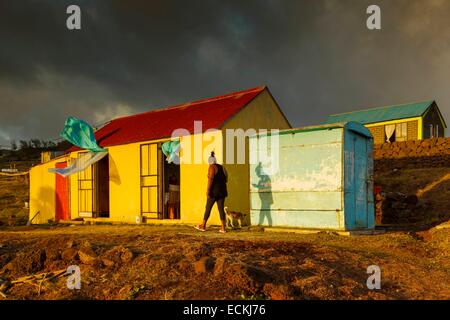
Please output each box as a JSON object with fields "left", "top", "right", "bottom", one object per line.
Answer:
{"left": 49, "top": 117, "right": 108, "bottom": 177}
{"left": 60, "top": 116, "right": 106, "bottom": 152}
{"left": 49, "top": 151, "right": 108, "bottom": 177}
{"left": 161, "top": 140, "right": 180, "bottom": 164}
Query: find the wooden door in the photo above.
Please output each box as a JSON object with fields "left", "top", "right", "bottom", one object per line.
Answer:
{"left": 140, "top": 143, "right": 161, "bottom": 219}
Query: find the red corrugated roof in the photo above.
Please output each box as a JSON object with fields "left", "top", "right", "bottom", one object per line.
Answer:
{"left": 68, "top": 86, "right": 265, "bottom": 151}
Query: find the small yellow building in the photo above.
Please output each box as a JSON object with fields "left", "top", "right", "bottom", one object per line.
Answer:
{"left": 326, "top": 100, "right": 447, "bottom": 144}
{"left": 29, "top": 86, "right": 291, "bottom": 226}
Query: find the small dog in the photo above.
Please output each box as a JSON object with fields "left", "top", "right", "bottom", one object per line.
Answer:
{"left": 224, "top": 207, "right": 247, "bottom": 229}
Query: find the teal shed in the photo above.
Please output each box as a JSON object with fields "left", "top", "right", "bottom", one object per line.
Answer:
{"left": 249, "top": 122, "right": 375, "bottom": 231}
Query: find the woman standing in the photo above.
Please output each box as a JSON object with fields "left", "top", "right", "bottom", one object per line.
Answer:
{"left": 195, "top": 152, "right": 228, "bottom": 233}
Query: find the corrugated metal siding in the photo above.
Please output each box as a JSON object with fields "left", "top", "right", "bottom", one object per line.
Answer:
{"left": 250, "top": 127, "right": 345, "bottom": 230}
{"left": 250, "top": 122, "right": 374, "bottom": 231}
{"left": 326, "top": 101, "right": 433, "bottom": 124}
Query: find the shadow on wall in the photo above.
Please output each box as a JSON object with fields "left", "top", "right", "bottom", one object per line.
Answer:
{"left": 30, "top": 186, "right": 56, "bottom": 224}
{"left": 109, "top": 156, "right": 121, "bottom": 185}
{"left": 253, "top": 162, "right": 273, "bottom": 226}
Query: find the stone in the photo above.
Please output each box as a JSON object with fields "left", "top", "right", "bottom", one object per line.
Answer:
{"left": 263, "top": 283, "right": 292, "bottom": 300}
{"left": 79, "top": 250, "right": 98, "bottom": 265}
{"left": 102, "top": 246, "right": 134, "bottom": 265}
{"left": 118, "top": 247, "right": 134, "bottom": 263}
{"left": 61, "top": 248, "right": 79, "bottom": 261}
{"left": 102, "top": 258, "right": 115, "bottom": 267}
{"left": 66, "top": 240, "right": 75, "bottom": 248}
{"left": 193, "top": 256, "right": 215, "bottom": 274}
{"left": 213, "top": 256, "right": 232, "bottom": 276}
{"left": 78, "top": 243, "right": 98, "bottom": 265}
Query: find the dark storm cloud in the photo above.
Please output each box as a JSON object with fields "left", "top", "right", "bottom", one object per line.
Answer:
{"left": 0, "top": 0, "right": 449, "bottom": 146}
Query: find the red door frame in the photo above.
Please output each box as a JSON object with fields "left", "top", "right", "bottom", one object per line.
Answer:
{"left": 55, "top": 161, "right": 70, "bottom": 221}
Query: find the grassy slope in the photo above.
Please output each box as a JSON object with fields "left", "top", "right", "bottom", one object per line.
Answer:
{"left": 0, "top": 161, "right": 34, "bottom": 225}
{"left": 375, "top": 167, "right": 450, "bottom": 223}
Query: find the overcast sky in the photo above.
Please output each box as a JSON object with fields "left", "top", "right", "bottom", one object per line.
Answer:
{"left": 0, "top": 0, "right": 449, "bottom": 147}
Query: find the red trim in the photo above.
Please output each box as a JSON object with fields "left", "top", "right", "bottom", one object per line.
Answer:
{"left": 55, "top": 162, "right": 70, "bottom": 221}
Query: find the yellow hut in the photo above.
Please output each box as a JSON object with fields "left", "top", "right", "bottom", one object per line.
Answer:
{"left": 29, "top": 86, "right": 291, "bottom": 226}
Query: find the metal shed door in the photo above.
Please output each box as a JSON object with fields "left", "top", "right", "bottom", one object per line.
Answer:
{"left": 353, "top": 134, "right": 369, "bottom": 228}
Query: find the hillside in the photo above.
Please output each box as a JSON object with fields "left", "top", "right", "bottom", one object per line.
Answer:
{"left": 375, "top": 167, "right": 450, "bottom": 225}
{"left": 0, "top": 139, "right": 68, "bottom": 226}
{"left": 0, "top": 161, "right": 34, "bottom": 226}
{"left": 373, "top": 138, "right": 450, "bottom": 226}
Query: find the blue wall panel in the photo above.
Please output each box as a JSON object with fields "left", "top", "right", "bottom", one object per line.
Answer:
{"left": 250, "top": 122, "right": 374, "bottom": 231}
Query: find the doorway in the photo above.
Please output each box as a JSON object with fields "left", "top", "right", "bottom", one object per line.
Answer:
{"left": 77, "top": 153, "right": 110, "bottom": 218}
{"left": 94, "top": 155, "right": 110, "bottom": 217}
{"left": 140, "top": 142, "right": 180, "bottom": 220}
{"left": 163, "top": 161, "right": 180, "bottom": 219}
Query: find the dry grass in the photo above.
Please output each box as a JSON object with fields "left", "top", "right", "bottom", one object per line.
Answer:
{"left": 0, "top": 176, "right": 29, "bottom": 226}
{"left": 0, "top": 160, "right": 34, "bottom": 226}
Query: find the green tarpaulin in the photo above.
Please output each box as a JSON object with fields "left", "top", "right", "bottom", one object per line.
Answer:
{"left": 60, "top": 116, "right": 106, "bottom": 152}
{"left": 49, "top": 151, "right": 108, "bottom": 177}
{"left": 161, "top": 140, "right": 180, "bottom": 164}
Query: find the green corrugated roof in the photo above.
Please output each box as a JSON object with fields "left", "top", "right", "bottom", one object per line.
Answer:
{"left": 325, "top": 100, "right": 435, "bottom": 125}
{"left": 252, "top": 121, "right": 373, "bottom": 139}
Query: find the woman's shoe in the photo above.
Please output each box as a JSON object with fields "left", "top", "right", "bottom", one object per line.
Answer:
{"left": 194, "top": 225, "right": 206, "bottom": 232}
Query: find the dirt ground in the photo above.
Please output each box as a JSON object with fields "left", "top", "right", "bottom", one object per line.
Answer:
{"left": 1, "top": 164, "right": 449, "bottom": 300}
{"left": 0, "top": 224, "right": 449, "bottom": 300}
